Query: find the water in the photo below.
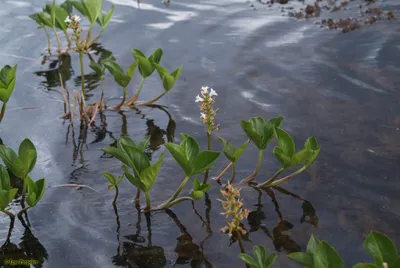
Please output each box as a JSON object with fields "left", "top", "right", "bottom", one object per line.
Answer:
{"left": 0, "top": 0, "right": 399, "bottom": 267}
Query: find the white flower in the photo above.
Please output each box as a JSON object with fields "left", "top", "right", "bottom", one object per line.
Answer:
{"left": 200, "top": 113, "right": 207, "bottom": 119}
{"left": 195, "top": 95, "right": 204, "bottom": 103}
{"left": 201, "top": 86, "right": 209, "bottom": 96}
{"left": 209, "top": 88, "right": 218, "bottom": 97}
{"left": 72, "top": 15, "right": 81, "bottom": 23}
{"left": 65, "top": 16, "right": 72, "bottom": 23}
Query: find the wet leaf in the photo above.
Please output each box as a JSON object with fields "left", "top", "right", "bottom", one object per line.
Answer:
{"left": 12, "top": 150, "right": 36, "bottom": 178}
{"left": 241, "top": 116, "right": 283, "bottom": 150}
{"left": 192, "top": 151, "right": 220, "bottom": 175}
{"left": 0, "top": 65, "right": 17, "bottom": 103}
{"left": 136, "top": 136, "right": 150, "bottom": 152}
{"left": 313, "top": 241, "right": 344, "bottom": 268}
{"left": 180, "top": 133, "right": 200, "bottom": 165}
{"left": 38, "top": 12, "right": 53, "bottom": 27}
{"left": 0, "top": 145, "right": 18, "bottom": 171}
{"left": 164, "top": 143, "right": 191, "bottom": 176}
{"left": 123, "top": 165, "right": 145, "bottom": 191}
{"left": 101, "top": 146, "right": 132, "bottom": 168}
{"left": 119, "top": 144, "right": 150, "bottom": 175}
{"left": 218, "top": 136, "right": 236, "bottom": 162}
{"left": 18, "top": 139, "right": 37, "bottom": 173}
{"left": 140, "top": 153, "right": 164, "bottom": 192}
{"left": 274, "top": 127, "right": 295, "bottom": 157}
{"left": 127, "top": 62, "right": 137, "bottom": 79}
{"left": 363, "top": 231, "right": 398, "bottom": 267}
{"left": 89, "top": 61, "right": 103, "bottom": 76}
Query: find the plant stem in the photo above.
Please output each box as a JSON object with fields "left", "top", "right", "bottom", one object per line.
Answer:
{"left": 229, "top": 162, "right": 237, "bottom": 184}
{"left": 52, "top": 27, "right": 61, "bottom": 53}
{"left": 17, "top": 207, "right": 29, "bottom": 219}
{"left": 112, "top": 186, "right": 119, "bottom": 205}
{"left": 21, "top": 176, "right": 27, "bottom": 207}
{"left": 134, "top": 77, "right": 145, "bottom": 98}
{"left": 241, "top": 149, "right": 263, "bottom": 183}
{"left": 215, "top": 162, "right": 233, "bottom": 182}
{"left": 156, "top": 176, "right": 190, "bottom": 209}
{"left": 207, "top": 132, "right": 211, "bottom": 150}
{"left": 86, "top": 23, "right": 93, "bottom": 43}
{"left": 0, "top": 102, "right": 6, "bottom": 123}
{"left": 154, "top": 196, "right": 193, "bottom": 210}
{"left": 135, "top": 91, "right": 168, "bottom": 106}
{"left": 144, "top": 191, "right": 151, "bottom": 211}
{"left": 135, "top": 188, "right": 141, "bottom": 202}
{"left": 63, "top": 29, "right": 71, "bottom": 48}
{"left": 89, "top": 77, "right": 105, "bottom": 124}
{"left": 236, "top": 230, "right": 246, "bottom": 254}
{"left": 267, "top": 166, "right": 307, "bottom": 187}
{"left": 1, "top": 209, "right": 14, "bottom": 219}
{"left": 79, "top": 52, "right": 88, "bottom": 122}
{"left": 257, "top": 167, "right": 285, "bottom": 188}
{"left": 43, "top": 27, "right": 51, "bottom": 54}
{"left": 113, "top": 87, "right": 126, "bottom": 110}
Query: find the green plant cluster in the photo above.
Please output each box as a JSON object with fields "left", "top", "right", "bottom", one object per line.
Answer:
{"left": 241, "top": 231, "right": 400, "bottom": 268}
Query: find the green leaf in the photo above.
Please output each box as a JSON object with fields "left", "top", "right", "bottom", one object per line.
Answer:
{"left": 71, "top": 1, "right": 87, "bottom": 16}
{"left": 0, "top": 65, "right": 17, "bottom": 103}
{"left": 313, "top": 241, "right": 344, "bottom": 268}
{"left": 288, "top": 252, "right": 313, "bottom": 266}
{"left": 54, "top": 6, "right": 69, "bottom": 31}
{"left": 118, "top": 136, "right": 137, "bottom": 148}
{"left": 102, "top": 59, "right": 124, "bottom": 76}
{"left": 38, "top": 12, "right": 53, "bottom": 27}
{"left": 115, "top": 174, "right": 124, "bottom": 185}
{"left": 191, "top": 190, "right": 204, "bottom": 200}
{"left": 274, "top": 127, "right": 295, "bottom": 157}
{"left": 353, "top": 264, "right": 379, "bottom": 268}
{"left": 82, "top": 0, "right": 103, "bottom": 24}
{"left": 51, "top": 0, "right": 57, "bottom": 27}
{"left": 239, "top": 253, "right": 258, "bottom": 268}
{"left": 199, "top": 183, "right": 211, "bottom": 193}
{"left": 273, "top": 147, "right": 291, "bottom": 168}
{"left": 154, "top": 64, "right": 182, "bottom": 91}
{"left": 218, "top": 136, "right": 236, "bottom": 162}
{"left": 140, "top": 153, "right": 164, "bottom": 192}
{"left": 393, "top": 257, "right": 400, "bottom": 267}
{"left": 119, "top": 144, "right": 150, "bottom": 175}
{"left": 0, "top": 190, "right": 10, "bottom": 210}
{"left": 134, "top": 55, "right": 154, "bottom": 78}
{"left": 18, "top": 139, "right": 37, "bottom": 173}
{"left": 164, "top": 143, "right": 191, "bottom": 176}
{"left": 253, "top": 245, "right": 267, "bottom": 267}
{"left": 108, "top": 185, "right": 115, "bottom": 190}
{"left": 8, "top": 188, "right": 18, "bottom": 203}
{"left": 12, "top": 150, "right": 36, "bottom": 178}
{"left": 60, "top": 0, "right": 73, "bottom": 14}
{"left": 97, "top": 5, "right": 114, "bottom": 29}
{"left": 304, "top": 136, "right": 320, "bottom": 168}
{"left": 114, "top": 72, "right": 131, "bottom": 88}
{"left": 35, "top": 178, "right": 46, "bottom": 205}
{"left": 265, "top": 252, "right": 278, "bottom": 267}
{"left": 29, "top": 13, "right": 45, "bottom": 27}
{"left": 101, "top": 146, "right": 132, "bottom": 168}
{"left": 363, "top": 231, "right": 398, "bottom": 267}
{"left": 0, "top": 145, "right": 18, "bottom": 171}
{"left": 193, "top": 177, "right": 201, "bottom": 191}
{"left": 192, "top": 151, "right": 221, "bottom": 175}
{"left": 89, "top": 61, "right": 103, "bottom": 76}
{"left": 103, "top": 172, "right": 116, "bottom": 185}
{"left": 307, "top": 234, "right": 321, "bottom": 254}
{"left": 233, "top": 140, "right": 250, "bottom": 161}
{"left": 136, "top": 136, "right": 150, "bottom": 152}
{"left": 122, "top": 165, "right": 145, "bottom": 191}
{"left": 127, "top": 62, "right": 138, "bottom": 79}
{"left": 171, "top": 66, "right": 183, "bottom": 81}
{"left": 240, "top": 117, "right": 265, "bottom": 150}
{"left": 26, "top": 176, "right": 37, "bottom": 207}
{"left": 149, "top": 48, "right": 163, "bottom": 64}
{"left": 180, "top": 134, "right": 200, "bottom": 165}
{"left": 0, "top": 165, "right": 10, "bottom": 190}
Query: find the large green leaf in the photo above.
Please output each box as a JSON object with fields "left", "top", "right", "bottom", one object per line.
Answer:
{"left": 29, "top": 13, "right": 45, "bottom": 27}
{"left": 288, "top": 252, "right": 313, "bottom": 266}
{"left": 164, "top": 143, "right": 191, "bottom": 176}
{"left": 307, "top": 234, "right": 321, "bottom": 254}
{"left": 89, "top": 61, "right": 103, "bottom": 76}
{"left": 274, "top": 127, "right": 295, "bottom": 157}
{"left": 0, "top": 145, "right": 18, "bottom": 171}
{"left": 313, "top": 241, "right": 345, "bottom": 268}
{"left": 134, "top": 54, "right": 154, "bottom": 78}
{"left": 35, "top": 178, "right": 46, "bottom": 205}
{"left": 304, "top": 136, "right": 320, "bottom": 168}
{"left": 38, "top": 12, "right": 53, "bottom": 27}
{"left": 113, "top": 72, "right": 131, "bottom": 88}
{"left": 239, "top": 253, "right": 258, "bottom": 268}
{"left": 82, "top": 0, "right": 103, "bottom": 24}
{"left": 253, "top": 245, "right": 267, "bottom": 267}
{"left": 12, "top": 150, "right": 36, "bottom": 178}
{"left": 97, "top": 5, "right": 114, "bottom": 29}
{"left": 118, "top": 136, "right": 137, "bottom": 149}
{"left": 273, "top": 147, "right": 292, "bottom": 168}
{"left": 218, "top": 136, "right": 236, "bottom": 162}
{"left": 363, "top": 231, "right": 398, "bottom": 267}
{"left": 60, "top": 0, "right": 73, "bottom": 14}
{"left": 122, "top": 165, "right": 145, "bottom": 191}
{"left": 18, "top": 139, "right": 37, "bottom": 173}
{"left": 26, "top": 176, "right": 37, "bottom": 207}
{"left": 51, "top": 0, "right": 57, "bottom": 27}
{"left": 240, "top": 117, "right": 265, "bottom": 150}
{"left": 8, "top": 188, "right": 18, "bottom": 203}
{"left": 0, "top": 165, "right": 10, "bottom": 190}
{"left": 0, "top": 190, "right": 9, "bottom": 210}
{"left": 233, "top": 140, "right": 250, "bottom": 161}
{"left": 119, "top": 144, "right": 150, "bottom": 175}
{"left": 136, "top": 136, "right": 150, "bottom": 152}
{"left": 140, "top": 153, "right": 164, "bottom": 192}
{"left": 192, "top": 151, "right": 221, "bottom": 175}
{"left": 154, "top": 64, "right": 182, "bottom": 91}
{"left": 101, "top": 146, "right": 132, "bottom": 167}
{"left": 54, "top": 6, "right": 69, "bottom": 31}
{"left": 149, "top": 48, "right": 163, "bottom": 64}
{"left": 70, "top": 1, "right": 87, "bottom": 16}
{"left": 0, "top": 65, "right": 17, "bottom": 103}
{"left": 102, "top": 60, "right": 125, "bottom": 76}
{"left": 127, "top": 62, "right": 138, "bottom": 79}
{"left": 180, "top": 134, "right": 200, "bottom": 164}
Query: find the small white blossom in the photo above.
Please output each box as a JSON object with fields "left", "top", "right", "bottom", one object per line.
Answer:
{"left": 65, "top": 16, "right": 72, "bottom": 23}
{"left": 72, "top": 15, "right": 81, "bottom": 23}
{"left": 200, "top": 113, "right": 207, "bottom": 119}
{"left": 195, "top": 95, "right": 204, "bottom": 103}
{"left": 201, "top": 86, "right": 209, "bottom": 96}
{"left": 209, "top": 88, "right": 218, "bottom": 97}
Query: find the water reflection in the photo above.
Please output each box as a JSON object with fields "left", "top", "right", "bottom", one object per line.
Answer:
{"left": 0, "top": 220, "right": 48, "bottom": 268}
{"left": 35, "top": 53, "right": 73, "bottom": 91}
{"left": 246, "top": 184, "right": 319, "bottom": 254}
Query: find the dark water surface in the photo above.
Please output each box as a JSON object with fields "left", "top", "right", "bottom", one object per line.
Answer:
{"left": 1, "top": 0, "right": 400, "bottom": 267}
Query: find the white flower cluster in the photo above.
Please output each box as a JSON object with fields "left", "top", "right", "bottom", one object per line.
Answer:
{"left": 195, "top": 86, "right": 217, "bottom": 103}
{"left": 65, "top": 15, "right": 81, "bottom": 24}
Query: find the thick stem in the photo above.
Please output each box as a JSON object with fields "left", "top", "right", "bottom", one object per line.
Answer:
{"left": 43, "top": 27, "right": 51, "bottom": 54}
{"left": 0, "top": 102, "right": 6, "bottom": 123}
{"left": 156, "top": 176, "right": 190, "bottom": 209}
{"left": 241, "top": 149, "right": 263, "bottom": 183}
{"left": 112, "top": 186, "right": 119, "bottom": 205}
{"left": 135, "top": 91, "right": 168, "bottom": 107}
{"left": 215, "top": 162, "right": 233, "bottom": 182}
{"left": 154, "top": 196, "right": 193, "bottom": 210}
{"left": 266, "top": 166, "right": 307, "bottom": 187}
{"left": 258, "top": 168, "right": 285, "bottom": 188}
{"left": 1, "top": 209, "right": 15, "bottom": 219}
{"left": 229, "top": 162, "right": 237, "bottom": 184}
{"left": 21, "top": 176, "right": 27, "bottom": 207}
{"left": 144, "top": 192, "right": 151, "bottom": 212}
{"left": 53, "top": 27, "right": 61, "bottom": 53}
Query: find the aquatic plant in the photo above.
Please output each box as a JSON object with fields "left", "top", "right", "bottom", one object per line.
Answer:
{"left": 239, "top": 245, "right": 277, "bottom": 268}
{"left": 0, "top": 65, "right": 17, "bottom": 124}
{"left": 103, "top": 172, "right": 124, "bottom": 205}
{"left": 0, "top": 139, "right": 45, "bottom": 210}
{"left": 0, "top": 165, "right": 18, "bottom": 220}
{"left": 238, "top": 231, "right": 400, "bottom": 268}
